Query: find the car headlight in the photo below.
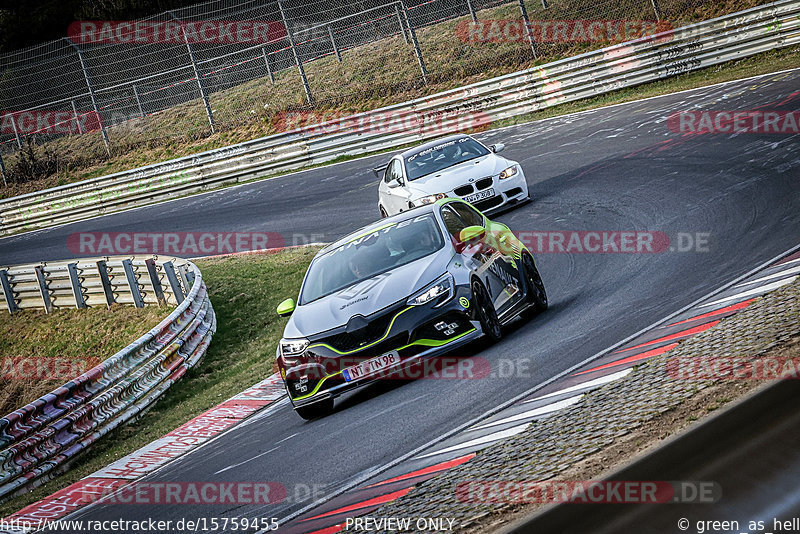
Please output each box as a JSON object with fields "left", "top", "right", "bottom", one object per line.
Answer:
{"left": 407, "top": 273, "right": 454, "bottom": 307}
{"left": 498, "top": 166, "right": 518, "bottom": 180}
{"left": 410, "top": 193, "right": 446, "bottom": 207}
{"left": 280, "top": 338, "right": 309, "bottom": 358}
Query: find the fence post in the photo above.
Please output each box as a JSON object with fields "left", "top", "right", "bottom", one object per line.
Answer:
{"left": 70, "top": 100, "right": 84, "bottom": 134}
{"left": 278, "top": 0, "right": 314, "bottom": 105}
{"left": 132, "top": 84, "right": 145, "bottom": 118}
{"left": 10, "top": 114, "right": 22, "bottom": 149}
{"left": 0, "top": 270, "right": 17, "bottom": 314}
{"left": 395, "top": 4, "right": 409, "bottom": 43}
{"left": 168, "top": 12, "right": 216, "bottom": 133}
{"left": 517, "top": 0, "right": 538, "bottom": 59}
{"left": 121, "top": 259, "right": 144, "bottom": 308}
{"left": 466, "top": 0, "right": 477, "bottom": 22}
{"left": 650, "top": 0, "right": 662, "bottom": 20}
{"left": 0, "top": 152, "right": 6, "bottom": 187}
{"left": 400, "top": 0, "right": 428, "bottom": 85}
{"left": 96, "top": 260, "right": 116, "bottom": 308}
{"left": 541, "top": 0, "right": 549, "bottom": 8}
{"left": 262, "top": 48, "right": 275, "bottom": 84}
{"left": 328, "top": 25, "right": 342, "bottom": 62}
{"left": 64, "top": 39, "right": 111, "bottom": 157}
{"left": 67, "top": 262, "right": 87, "bottom": 309}
{"left": 178, "top": 264, "right": 195, "bottom": 292}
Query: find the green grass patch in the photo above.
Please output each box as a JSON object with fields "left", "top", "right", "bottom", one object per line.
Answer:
{"left": 0, "top": 305, "right": 170, "bottom": 416}
{"left": 0, "top": 247, "right": 318, "bottom": 517}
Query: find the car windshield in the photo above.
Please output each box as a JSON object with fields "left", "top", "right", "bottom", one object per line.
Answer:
{"left": 299, "top": 213, "right": 446, "bottom": 304}
{"left": 404, "top": 137, "right": 490, "bottom": 181}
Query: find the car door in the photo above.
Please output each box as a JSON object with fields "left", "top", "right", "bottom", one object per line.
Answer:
{"left": 444, "top": 201, "right": 523, "bottom": 316}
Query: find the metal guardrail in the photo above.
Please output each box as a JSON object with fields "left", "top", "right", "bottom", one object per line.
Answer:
{"left": 0, "top": 256, "right": 216, "bottom": 501}
{"left": 0, "top": 0, "right": 798, "bottom": 236}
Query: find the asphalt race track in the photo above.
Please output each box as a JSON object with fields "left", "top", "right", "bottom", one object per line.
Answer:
{"left": 2, "top": 68, "right": 799, "bottom": 529}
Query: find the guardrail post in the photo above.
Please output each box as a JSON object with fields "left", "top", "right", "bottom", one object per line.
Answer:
{"left": 400, "top": 0, "right": 428, "bottom": 85}
{"left": 71, "top": 100, "right": 84, "bottom": 134}
{"left": 67, "top": 262, "right": 87, "bottom": 309}
{"left": 121, "top": 259, "right": 144, "bottom": 308}
{"left": 262, "top": 48, "right": 275, "bottom": 84}
{"left": 395, "top": 4, "right": 409, "bottom": 43}
{"left": 132, "top": 84, "right": 145, "bottom": 118}
{"left": 178, "top": 264, "right": 195, "bottom": 292}
{"left": 162, "top": 261, "right": 185, "bottom": 303}
{"left": 517, "top": 0, "right": 538, "bottom": 59}
{"left": 96, "top": 260, "right": 116, "bottom": 308}
{"left": 0, "top": 270, "right": 18, "bottom": 314}
{"left": 34, "top": 266, "right": 53, "bottom": 314}
{"left": 278, "top": 0, "right": 314, "bottom": 105}
{"left": 145, "top": 259, "right": 166, "bottom": 306}
{"left": 650, "top": 0, "right": 662, "bottom": 20}
{"left": 168, "top": 12, "right": 216, "bottom": 133}
{"left": 64, "top": 39, "right": 111, "bottom": 157}
{"left": 541, "top": 0, "right": 549, "bottom": 9}
{"left": 466, "top": 0, "right": 477, "bottom": 22}
{"left": 328, "top": 25, "right": 342, "bottom": 62}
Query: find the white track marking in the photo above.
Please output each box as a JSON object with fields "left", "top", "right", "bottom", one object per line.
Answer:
{"left": 700, "top": 277, "right": 798, "bottom": 308}
{"left": 523, "top": 368, "right": 633, "bottom": 404}
{"left": 470, "top": 395, "right": 584, "bottom": 431}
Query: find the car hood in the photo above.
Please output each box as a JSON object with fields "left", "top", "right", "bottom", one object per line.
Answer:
{"left": 407, "top": 154, "right": 510, "bottom": 197}
{"left": 284, "top": 247, "right": 454, "bottom": 338}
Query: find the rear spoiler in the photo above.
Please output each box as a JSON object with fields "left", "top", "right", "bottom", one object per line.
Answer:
{"left": 371, "top": 163, "right": 389, "bottom": 180}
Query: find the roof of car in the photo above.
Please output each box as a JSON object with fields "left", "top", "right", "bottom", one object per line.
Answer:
{"left": 317, "top": 204, "right": 439, "bottom": 257}
{"left": 398, "top": 133, "right": 473, "bottom": 160}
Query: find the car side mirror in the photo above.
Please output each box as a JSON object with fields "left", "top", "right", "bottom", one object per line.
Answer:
{"left": 490, "top": 143, "right": 506, "bottom": 153}
{"left": 387, "top": 178, "right": 401, "bottom": 188}
{"left": 458, "top": 225, "right": 486, "bottom": 243}
{"left": 277, "top": 298, "right": 296, "bottom": 317}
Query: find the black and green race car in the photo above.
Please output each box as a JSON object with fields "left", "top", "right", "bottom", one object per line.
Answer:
{"left": 275, "top": 197, "right": 547, "bottom": 420}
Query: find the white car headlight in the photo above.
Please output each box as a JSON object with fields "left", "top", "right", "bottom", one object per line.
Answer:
{"left": 407, "top": 274, "right": 454, "bottom": 307}
{"left": 280, "top": 338, "right": 309, "bottom": 357}
{"left": 410, "top": 193, "right": 446, "bottom": 207}
{"left": 499, "top": 166, "right": 518, "bottom": 180}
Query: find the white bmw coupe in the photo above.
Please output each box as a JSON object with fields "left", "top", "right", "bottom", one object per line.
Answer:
{"left": 376, "top": 134, "right": 529, "bottom": 217}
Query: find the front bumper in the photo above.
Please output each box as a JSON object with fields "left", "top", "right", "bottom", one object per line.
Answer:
{"left": 448, "top": 169, "right": 530, "bottom": 215}
{"left": 278, "top": 292, "right": 482, "bottom": 407}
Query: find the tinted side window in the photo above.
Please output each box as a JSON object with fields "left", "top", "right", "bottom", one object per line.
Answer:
{"left": 383, "top": 160, "right": 396, "bottom": 183}
{"left": 441, "top": 206, "right": 467, "bottom": 238}
{"left": 451, "top": 202, "right": 484, "bottom": 228}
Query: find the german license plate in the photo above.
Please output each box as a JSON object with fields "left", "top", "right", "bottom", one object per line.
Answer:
{"left": 464, "top": 188, "right": 495, "bottom": 203}
{"left": 343, "top": 351, "right": 400, "bottom": 382}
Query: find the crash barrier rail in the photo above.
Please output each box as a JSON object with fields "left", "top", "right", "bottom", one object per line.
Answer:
{"left": 0, "top": 256, "right": 216, "bottom": 501}
{"left": 0, "top": 0, "right": 798, "bottom": 236}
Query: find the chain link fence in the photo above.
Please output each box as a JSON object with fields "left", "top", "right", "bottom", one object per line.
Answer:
{"left": 0, "top": 0, "right": 769, "bottom": 189}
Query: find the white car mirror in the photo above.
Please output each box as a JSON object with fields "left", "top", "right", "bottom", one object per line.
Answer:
{"left": 387, "top": 178, "right": 401, "bottom": 188}
{"left": 490, "top": 143, "right": 506, "bottom": 153}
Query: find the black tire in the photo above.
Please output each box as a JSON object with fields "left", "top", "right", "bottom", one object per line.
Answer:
{"left": 294, "top": 398, "right": 334, "bottom": 420}
{"left": 472, "top": 279, "right": 502, "bottom": 342}
{"left": 379, "top": 206, "right": 389, "bottom": 219}
{"left": 521, "top": 253, "right": 547, "bottom": 315}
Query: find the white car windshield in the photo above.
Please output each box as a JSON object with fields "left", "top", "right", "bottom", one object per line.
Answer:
{"left": 404, "top": 137, "right": 490, "bottom": 181}
{"left": 300, "top": 213, "right": 445, "bottom": 304}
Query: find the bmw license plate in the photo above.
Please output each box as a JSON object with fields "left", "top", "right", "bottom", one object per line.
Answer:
{"left": 343, "top": 351, "right": 400, "bottom": 382}
{"left": 464, "top": 188, "right": 495, "bottom": 203}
